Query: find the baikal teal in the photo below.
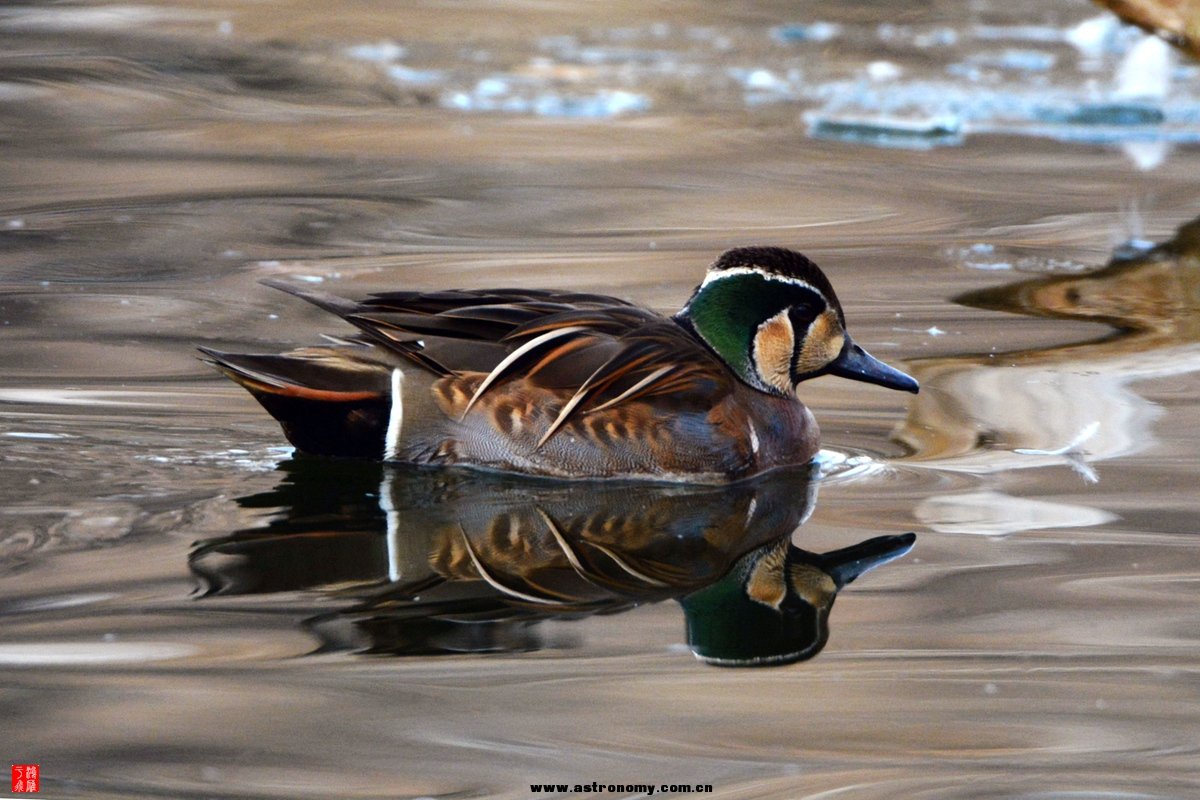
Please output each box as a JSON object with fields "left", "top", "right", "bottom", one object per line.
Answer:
{"left": 204, "top": 247, "right": 917, "bottom": 482}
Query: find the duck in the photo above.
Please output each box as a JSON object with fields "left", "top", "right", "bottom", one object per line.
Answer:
{"left": 201, "top": 246, "right": 918, "bottom": 482}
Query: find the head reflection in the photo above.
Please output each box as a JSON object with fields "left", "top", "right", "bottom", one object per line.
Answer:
{"left": 190, "top": 459, "right": 914, "bottom": 667}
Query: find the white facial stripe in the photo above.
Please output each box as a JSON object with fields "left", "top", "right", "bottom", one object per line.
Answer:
{"left": 698, "top": 265, "right": 828, "bottom": 303}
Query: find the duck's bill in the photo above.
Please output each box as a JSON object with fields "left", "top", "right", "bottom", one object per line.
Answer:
{"left": 820, "top": 532, "right": 917, "bottom": 589}
{"left": 828, "top": 341, "right": 919, "bottom": 393}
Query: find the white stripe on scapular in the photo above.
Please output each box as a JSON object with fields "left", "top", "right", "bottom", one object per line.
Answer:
{"left": 584, "top": 364, "right": 675, "bottom": 416}
{"left": 461, "top": 325, "right": 589, "bottom": 420}
{"left": 384, "top": 368, "right": 405, "bottom": 461}
{"left": 457, "top": 524, "right": 566, "bottom": 605}
{"left": 583, "top": 541, "right": 669, "bottom": 587}
{"left": 535, "top": 507, "right": 592, "bottom": 579}
{"left": 536, "top": 388, "right": 591, "bottom": 449}
{"left": 538, "top": 360, "right": 676, "bottom": 448}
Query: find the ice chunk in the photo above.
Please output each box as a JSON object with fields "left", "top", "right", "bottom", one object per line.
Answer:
{"left": 1065, "top": 14, "right": 1122, "bottom": 57}
{"left": 1036, "top": 103, "right": 1165, "bottom": 126}
{"left": 806, "top": 112, "right": 964, "bottom": 149}
{"left": 867, "top": 61, "right": 901, "bottom": 82}
{"left": 913, "top": 27, "right": 959, "bottom": 48}
{"left": 533, "top": 90, "right": 649, "bottom": 118}
{"left": 475, "top": 77, "right": 509, "bottom": 97}
{"left": 771, "top": 22, "right": 841, "bottom": 43}
{"left": 1115, "top": 35, "right": 1172, "bottom": 100}
{"left": 966, "top": 49, "right": 1056, "bottom": 71}
{"left": 745, "top": 69, "right": 786, "bottom": 91}
{"left": 385, "top": 64, "right": 444, "bottom": 85}
{"left": 1122, "top": 140, "right": 1171, "bottom": 171}
{"left": 446, "top": 79, "right": 649, "bottom": 118}
{"left": 345, "top": 41, "right": 407, "bottom": 63}
{"left": 973, "top": 25, "right": 1063, "bottom": 43}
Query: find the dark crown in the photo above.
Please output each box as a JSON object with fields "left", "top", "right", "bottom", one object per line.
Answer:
{"left": 710, "top": 247, "right": 842, "bottom": 317}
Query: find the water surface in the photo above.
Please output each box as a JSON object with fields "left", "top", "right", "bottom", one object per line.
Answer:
{"left": 2, "top": 0, "right": 1199, "bottom": 797}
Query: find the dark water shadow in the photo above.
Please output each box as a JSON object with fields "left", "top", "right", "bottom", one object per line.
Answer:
{"left": 190, "top": 459, "right": 914, "bottom": 667}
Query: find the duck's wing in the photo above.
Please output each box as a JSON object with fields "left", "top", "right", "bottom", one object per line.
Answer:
{"left": 260, "top": 279, "right": 734, "bottom": 408}
{"left": 203, "top": 281, "right": 738, "bottom": 459}
{"left": 255, "top": 280, "right": 636, "bottom": 375}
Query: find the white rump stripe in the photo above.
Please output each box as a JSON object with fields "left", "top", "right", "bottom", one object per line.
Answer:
{"left": 384, "top": 368, "right": 405, "bottom": 461}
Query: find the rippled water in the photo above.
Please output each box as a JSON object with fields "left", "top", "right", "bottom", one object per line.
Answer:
{"left": 3, "top": 0, "right": 1200, "bottom": 797}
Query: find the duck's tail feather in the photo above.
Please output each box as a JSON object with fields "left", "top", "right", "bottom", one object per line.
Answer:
{"left": 259, "top": 278, "right": 360, "bottom": 317}
{"left": 200, "top": 346, "right": 395, "bottom": 459}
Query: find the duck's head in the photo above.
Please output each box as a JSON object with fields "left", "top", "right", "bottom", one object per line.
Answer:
{"left": 680, "top": 532, "right": 916, "bottom": 667}
{"left": 676, "top": 246, "right": 919, "bottom": 396}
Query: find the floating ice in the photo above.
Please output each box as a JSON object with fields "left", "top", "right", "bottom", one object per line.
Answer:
{"left": 1111, "top": 237, "right": 1157, "bottom": 261}
{"left": 1115, "top": 35, "right": 1172, "bottom": 100}
{"left": 1035, "top": 102, "right": 1165, "bottom": 126}
{"left": 913, "top": 27, "right": 959, "bottom": 48}
{"left": 876, "top": 24, "right": 958, "bottom": 48}
{"left": 806, "top": 111, "right": 964, "bottom": 149}
{"left": 1064, "top": 14, "right": 1122, "bottom": 58}
{"left": 731, "top": 67, "right": 799, "bottom": 103}
{"left": 475, "top": 77, "right": 509, "bottom": 97}
{"left": 325, "top": 13, "right": 1200, "bottom": 149}
{"left": 535, "top": 90, "right": 649, "bottom": 118}
{"left": 445, "top": 77, "right": 650, "bottom": 118}
{"left": 1122, "top": 140, "right": 1171, "bottom": 171}
{"left": 972, "top": 24, "right": 1064, "bottom": 43}
{"left": 745, "top": 68, "right": 786, "bottom": 91}
{"left": 385, "top": 64, "right": 444, "bottom": 85}
{"left": 957, "top": 242, "right": 1014, "bottom": 271}
{"left": 771, "top": 22, "right": 841, "bottom": 43}
{"left": 866, "top": 61, "right": 901, "bottom": 82}
{"left": 965, "top": 49, "right": 1056, "bottom": 72}
{"left": 345, "top": 41, "right": 407, "bottom": 63}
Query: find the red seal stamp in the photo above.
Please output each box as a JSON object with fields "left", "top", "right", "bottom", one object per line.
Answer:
{"left": 11, "top": 764, "right": 39, "bottom": 793}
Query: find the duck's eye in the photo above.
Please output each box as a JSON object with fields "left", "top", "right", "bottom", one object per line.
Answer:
{"left": 791, "top": 309, "right": 845, "bottom": 378}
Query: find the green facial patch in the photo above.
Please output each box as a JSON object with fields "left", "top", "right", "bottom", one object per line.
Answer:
{"left": 682, "top": 272, "right": 824, "bottom": 390}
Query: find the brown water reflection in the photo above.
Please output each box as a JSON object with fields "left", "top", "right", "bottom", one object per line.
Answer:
{"left": 898, "top": 213, "right": 1200, "bottom": 533}
{"left": 191, "top": 461, "right": 914, "bottom": 665}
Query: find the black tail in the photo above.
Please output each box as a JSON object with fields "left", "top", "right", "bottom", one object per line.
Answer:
{"left": 200, "top": 347, "right": 393, "bottom": 459}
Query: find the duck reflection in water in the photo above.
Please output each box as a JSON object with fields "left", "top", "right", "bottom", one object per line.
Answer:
{"left": 190, "top": 460, "right": 914, "bottom": 667}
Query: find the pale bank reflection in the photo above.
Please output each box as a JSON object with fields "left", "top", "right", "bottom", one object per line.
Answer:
{"left": 190, "top": 460, "right": 913, "bottom": 667}
{"left": 899, "top": 214, "right": 1200, "bottom": 474}
{"left": 898, "top": 215, "right": 1200, "bottom": 535}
